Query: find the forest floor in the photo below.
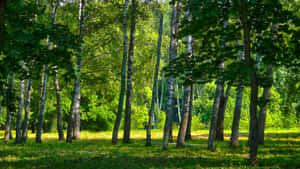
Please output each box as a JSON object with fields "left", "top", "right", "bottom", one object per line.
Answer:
{"left": 0, "top": 129, "right": 299, "bottom": 169}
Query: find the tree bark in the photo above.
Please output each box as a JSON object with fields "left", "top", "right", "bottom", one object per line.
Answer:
{"left": 0, "top": 0, "right": 8, "bottom": 53}
{"left": 216, "top": 85, "right": 231, "bottom": 141}
{"left": 185, "top": 84, "right": 193, "bottom": 140}
{"left": 146, "top": 14, "right": 163, "bottom": 146}
{"left": 230, "top": 86, "right": 244, "bottom": 148}
{"left": 4, "top": 72, "right": 15, "bottom": 143}
{"left": 15, "top": 61, "right": 25, "bottom": 144}
{"left": 162, "top": 2, "right": 177, "bottom": 150}
{"left": 36, "top": 64, "right": 48, "bottom": 143}
{"left": 67, "top": 0, "right": 84, "bottom": 143}
{"left": 21, "top": 61, "right": 33, "bottom": 142}
{"left": 176, "top": 6, "right": 192, "bottom": 147}
{"left": 112, "top": 0, "right": 129, "bottom": 145}
{"left": 258, "top": 65, "right": 273, "bottom": 145}
{"left": 54, "top": 69, "right": 64, "bottom": 140}
{"left": 123, "top": 0, "right": 137, "bottom": 144}
{"left": 208, "top": 20, "right": 227, "bottom": 151}
{"left": 176, "top": 83, "right": 181, "bottom": 123}
{"left": 207, "top": 70, "right": 223, "bottom": 151}
{"left": 240, "top": 0, "right": 259, "bottom": 166}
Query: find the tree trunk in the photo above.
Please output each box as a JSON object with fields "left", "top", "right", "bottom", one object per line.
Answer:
{"left": 67, "top": 0, "right": 84, "bottom": 143}
{"left": 162, "top": 2, "right": 177, "bottom": 150}
{"left": 21, "top": 61, "right": 33, "bottom": 142}
{"left": 54, "top": 69, "right": 64, "bottom": 140}
{"left": 258, "top": 65, "right": 273, "bottom": 145}
{"left": 176, "top": 83, "right": 181, "bottom": 123}
{"left": 146, "top": 14, "right": 163, "bottom": 146}
{"left": 230, "top": 86, "right": 244, "bottom": 148}
{"left": 5, "top": 73, "right": 15, "bottom": 143}
{"left": 112, "top": 0, "right": 129, "bottom": 145}
{"left": 185, "top": 84, "right": 193, "bottom": 140}
{"left": 240, "top": 0, "right": 259, "bottom": 166}
{"left": 123, "top": 0, "right": 137, "bottom": 144}
{"left": 177, "top": 7, "right": 192, "bottom": 147}
{"left": 207, "top": 71, "right": 223, "bottom": 151}
{"left": 208, "top": 20, "right": 227, "bottom": 151}
{"left": 36, "top": 64, "right": 48, "bottom": 143}
{"left": 0, "top": 0, "right": 8, "bottom": 52}
{"left": 15, "top": 61, "right": 25, "bottom": 144}
{"left": 216, "top": 85, "right": 231, "bottom": 141}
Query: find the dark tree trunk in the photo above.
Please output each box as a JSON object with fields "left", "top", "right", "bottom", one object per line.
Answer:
{"left": 240, "top": 0, "right": 259, "bottom": 166}
{"left": 230, "top": 86, "right": 244, "bottom": 148}
{"left": 216, "top": 85, "right": 231, "bottom": 141}
{"left": 4, "top": 73, "right": 15, "bottom": 143}
{"left": 185, "top": 84, "right": 193, "bottom": 140}
{"left": 207, "top": 73, "right": 223, "bottom": 151}
{"left": 112, "top": 0, "right": 129, "bottom": 145}
{"left": 15, "top": 61, "right": 25, "bottom": 144}
{"left": 176, "top": 6, "right": 192, "bottom": 147}
{"left": 258, "top": 65, "right": 273, "bottom": 145}
{"left": 0, "top": 73, "right": 9, "bottom": 120}
{"left": 0, "top": 0, "right": 8, "bottom": 52}
{"left": 146, "top": 14, "right": 163, "bottom": 146}
{"left": 21, "top": 62, "right": 33, "bottom": 142}
{"left": 67, "top": 0, "right": 84, "bottom": 143}
{"left": 162, "top": 2, "right": 177, "bottom": 150}
{"left": 123, "top": 0, "right": 137, "bottom": 144}
{"left": 54, "top": 69, "right": 64, "bottom": 140}
{"left": 36, "top": 64, "right": 48, "bottom": 143}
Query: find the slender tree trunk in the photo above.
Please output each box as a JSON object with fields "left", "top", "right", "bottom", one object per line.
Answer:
{"left": 54, "top": 69, "right": 64, "bottom": 140}
{"left": 123, "top": 0, "right": 137, "bottom": 144}
{"left": 185, "top": 84, "right": 193, "bottom": 140}
{"left": 208, "top": 20, "right": 227, "bottom": 151}
{"left": 160, "top": 75, "right": 164, "bottom": 110}
{"left": 176, "top": 83, "right": 181, "bottom": 123}
{"left": 15, "top": 61, "right": 25, "bottom": 144}
{"left": 4, "top": 73, "right": 15, "bottom": 143}
{"left": 207, "top": 72, "right": 223, "bottom": 151}
{"left": 162, "top": 2, "right": 177, "bottom": 150}
{"left": 112, "top": 0, "right": 129, "bottom": 145}
{"left": 36, "top": 64, "right": 48, "bottom": 143}
{"left": 258, "top": 65, "right": 273, "bottom": 145}
{"left": 177, "top": 6, "right": 192, "bottom": 146}
{"left": 230, "top": 86, "right": 244, "bottom": 148}
{"left": 216, "top": 85, "right": 231, "bottom": 141}
{"left": 146, "top": 14, "right": 163, "bottom": 146}
{"left": 240, "top": 0, "right": 259, "bottom": 166}
{"left": 21, "top": 61, "right": 33, "bottom": 142}
{"left": 67, "top": 0, "right": 84, "bottom": 143}
{"left": 0, "top": 0, "right": 8, "bottom": 53}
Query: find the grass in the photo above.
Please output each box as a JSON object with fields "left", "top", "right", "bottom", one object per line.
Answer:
{"left": 0, "top": 129, "right": 299, "bottom": 169}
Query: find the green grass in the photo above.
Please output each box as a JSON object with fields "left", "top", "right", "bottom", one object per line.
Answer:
{"left": 0, "top": 129, "right": 299, "bottom": 168}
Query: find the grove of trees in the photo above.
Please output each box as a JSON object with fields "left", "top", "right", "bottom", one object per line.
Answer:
{"left": 0, "top": 0, "right": 299, "bottom": 167}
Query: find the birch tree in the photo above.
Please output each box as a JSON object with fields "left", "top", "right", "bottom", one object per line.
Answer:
{"left": 146, "top": 13, "right": 163, "bottom": 146}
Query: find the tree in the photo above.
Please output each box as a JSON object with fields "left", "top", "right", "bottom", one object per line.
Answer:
{"left": 54, "top": 68, "right": 64, "bottom": 140}
{"left": 123, "top": 0, "right": 137, "bottom": 144}
{"left": 4, "top": 73, "right": 15, "bottom": 143}
{"left": 67, "top": 0, "right": 85, "bottom": 143}
{"left": 162, "top": 0, "right": 177, "bottom": 150}
{"left": 15, "top": 61, "right": 25, "bottom": 144}
{"left": 146, "top": 13, "right": 163, "bottom": 146}
{"left": 215, "top": 85, "right": 231, "bottom": 141}
{"left": 112, "top": 0, "right": 129, "bottom": 145}
{"left": 21, "top": 61, "right": 34, "bottom": 142}
{"left": 176, "top": 2, "right": 192, "bottom": 147}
